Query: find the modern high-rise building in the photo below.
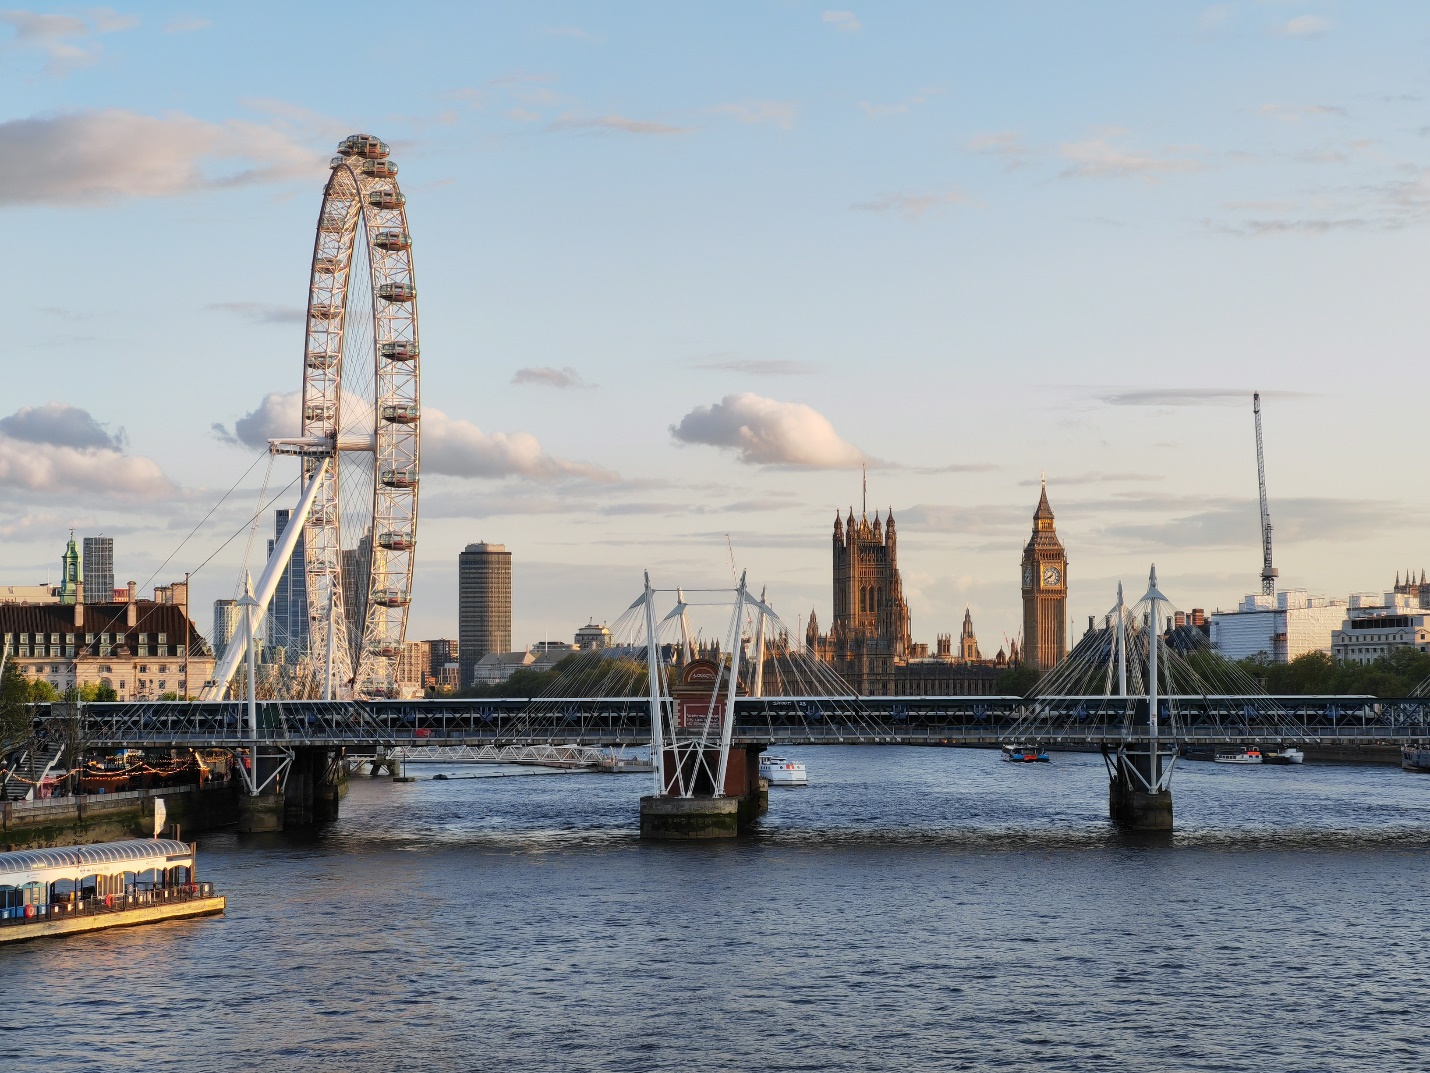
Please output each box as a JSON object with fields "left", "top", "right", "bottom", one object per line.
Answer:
{"left": 213, "top": 598, "right": 242, "bottom": 662}
{"left": 459, "top": 542, "right": 511, "bottom": 686}
{"left": 82, "top": 536, "right": 113, "bottom": 604}
{"left": 265, "top": 509, "right": 310, "bottom": 663}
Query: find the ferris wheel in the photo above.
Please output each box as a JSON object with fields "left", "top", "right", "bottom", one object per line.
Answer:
{"left": 297, "top": 133, "right": 420, "bottom": 697}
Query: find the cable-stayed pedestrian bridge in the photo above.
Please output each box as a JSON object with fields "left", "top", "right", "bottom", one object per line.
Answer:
{"left": 57, "top": 694, "right": 1430, "bottom": 749}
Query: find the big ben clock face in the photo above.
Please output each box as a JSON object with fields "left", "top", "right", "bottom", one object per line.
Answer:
{"left": 1042, "top": 566, "right": 1062, "bottom": 587}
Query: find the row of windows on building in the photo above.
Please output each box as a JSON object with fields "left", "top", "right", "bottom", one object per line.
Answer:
{"left": 3, "top": 633, "right": 182, "bottom": 659}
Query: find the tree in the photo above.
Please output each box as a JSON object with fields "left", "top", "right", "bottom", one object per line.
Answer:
{"left": 1, "top": 660, "right": 32, "bottom": 748}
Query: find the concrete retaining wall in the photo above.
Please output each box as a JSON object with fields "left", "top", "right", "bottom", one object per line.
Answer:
{"left": 0, "top": 784, "right": 239, "bottom": 850}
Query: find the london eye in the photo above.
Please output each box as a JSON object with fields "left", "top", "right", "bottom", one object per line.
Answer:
{"left": 292, "top": 133, "right": 421, "bottom": 697}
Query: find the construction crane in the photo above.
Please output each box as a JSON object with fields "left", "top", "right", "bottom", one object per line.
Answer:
{"left": 1253, "top": 392, "right": 1278, "bottom": 597}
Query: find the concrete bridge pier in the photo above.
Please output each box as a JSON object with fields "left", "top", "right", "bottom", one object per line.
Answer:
{"left": 640, "top": 744, "right": 767, "bottom": 839}
{"left": 282, "top": 747, "right": 344, "bottom": 826}
{"left": 1105, "top": 741, "right": 1175, "bottom": 832}
{"left": 235, "top": 747, "right": 294, "bottom": 833}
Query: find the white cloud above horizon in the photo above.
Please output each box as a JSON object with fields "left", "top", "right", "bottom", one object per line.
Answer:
{"left": 0, "top": 109, "right": 325, "bottom": 208}
{"left": 670, "top": 393, "right": 865, "bottom": 468}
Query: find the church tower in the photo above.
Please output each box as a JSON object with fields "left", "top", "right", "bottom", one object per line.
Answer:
{"left": 1020, "top": 478, "right": 1067, "bottom": 671}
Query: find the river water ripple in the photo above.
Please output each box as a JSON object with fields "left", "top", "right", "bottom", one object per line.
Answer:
{"left": 2, "top": 747, "right": 1426, "bottom": 1072}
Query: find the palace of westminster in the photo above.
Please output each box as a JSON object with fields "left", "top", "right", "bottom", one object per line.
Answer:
{"left": 806, "top": 480, "right": 1068, "bottom": 696}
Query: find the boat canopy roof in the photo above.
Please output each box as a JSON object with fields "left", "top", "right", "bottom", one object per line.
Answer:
{"left": 0, "top": 839, "right": 192, "bottom": 885}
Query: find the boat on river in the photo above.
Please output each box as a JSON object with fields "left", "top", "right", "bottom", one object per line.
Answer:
{"left": 1001, "top": 744, "right": 1050, "bottom": 763}
{"left": 1403, "top": 745, "right": 1430, "bottom": 773}
{"left": 1214, "top": 748, "right": 1263, "bottom": 765}
{"left": 0, "top": 838, "right": 223, "bottom": 945}
{"left": 1261, "top": 747, "right": 1305, "bottom": 766}
{"left": 760, "top": 754, "right": 808, "bottom": 786}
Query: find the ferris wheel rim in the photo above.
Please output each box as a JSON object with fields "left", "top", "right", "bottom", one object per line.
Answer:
{"left": 297, "top": 133, "right": 420, "bottom": 698}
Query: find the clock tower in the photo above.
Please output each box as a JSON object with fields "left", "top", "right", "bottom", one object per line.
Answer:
{"left": 1020, "top": 478, "right": 1067, "bottom": 671}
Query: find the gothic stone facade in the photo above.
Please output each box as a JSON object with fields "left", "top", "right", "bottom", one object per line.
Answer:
{"left": 807, "top": 507, "right": 1009, "bottom": 696}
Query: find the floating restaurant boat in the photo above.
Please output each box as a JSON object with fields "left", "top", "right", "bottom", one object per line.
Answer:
{"left": 1214, "top": 748, "right": 1263, "bottom": 765}
{"left": 760, "top": 754, "right": 808, "bottom": 786}
{"left": 1001, "top": 743, "right": 1050, "bottom": 763}
{"left": 0, "top": 839, "right": 223, "bottom": 945}
{"left": 1403, "top": 745, "right": 1430, "bottom": 773}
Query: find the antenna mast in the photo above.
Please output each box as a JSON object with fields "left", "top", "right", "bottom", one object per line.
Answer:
{"left": 1253, "top": 392, "right": 1278, "bottom": 597}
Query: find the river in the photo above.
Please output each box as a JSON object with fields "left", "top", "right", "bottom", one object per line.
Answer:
{"left": 3, "top": 747, "right": 1426, "bottom": 1071}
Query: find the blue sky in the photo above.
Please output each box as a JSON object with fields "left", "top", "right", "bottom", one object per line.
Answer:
{"left": 3, "top": 1, "right": 1429, "bottom": 652}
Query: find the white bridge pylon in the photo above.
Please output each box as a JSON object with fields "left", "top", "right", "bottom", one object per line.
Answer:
{"left": 636, "top": 571, "right": 780, "bottom": 800}
{"left": 200, "top": 457, "right": 330, "bottom": 705}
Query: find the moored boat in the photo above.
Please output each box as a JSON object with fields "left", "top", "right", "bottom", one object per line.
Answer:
{"left": 1402, "top": 745, "right": 1430, "bottom": 773}
{"left": 760, "top": 754, "right": 808, "bottom": 787}
{"left": 1214, "top": 748, "right": 1263, "bottom": 765}
{"left": 0, "top": 838, "right": 224, "bottom": 945}
{"left": 1261, "top": 747, "right": 1305, "bottom": 766}
{"left": 1001, "top": 743, "right": 1050, "bottom": 763}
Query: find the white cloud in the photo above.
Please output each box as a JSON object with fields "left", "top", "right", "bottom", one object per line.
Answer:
{"left": 695, "top": 360, "right": 817, "bottom": 376}
{"left": 822, "top": 10, "right": 861, "bottom": 32}
{"left": 851, "top": 187, "right": 968, "bottom": 220}
{"left": 1059, "top": 131, "right": 1200, "bottom": 181}
{"left": 163, "top": 16, "right": 211, "bottom": 33}
{"left": 0, "top": 7, "right": 138, "bottom": 75}
{"left": 1276, "top": 15, "right": 1332, "bottom": 38}
{"left": 710, "top": 101, "right": 799, "bottom": 130}
{"left": 670, "top": 393, "right": 865, "bottom": 468}
{"left": 209, "top": 302, "right": 307, "bottom": 326}
{"left": 214, "top": 391, "right": 301, "bottom": 448}
{"left": 216, "top": 391, "right": 616, "bottom": 482}
{"left": 0, "top": 403, "right": 172, "bottom": 499}
{"left": 0, "top": 109, "right": 325, "bottom": 208}
{"left": 511, "top": 366, "right": 592, "bottom": 389}
{"left": 422, "top": 408, "right": 618, "bottom": 482}
{"left": 0, "top": 402, "right": 125, "bottom": 450}
{"left": 548, "top": 113, "right": 694, "bottom": 136}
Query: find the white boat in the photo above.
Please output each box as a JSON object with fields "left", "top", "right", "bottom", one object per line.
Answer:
{"left": 760, "top": 754, "right": 808, "bottom": 787}
{"left": 1214, "top": 748, "right": 1263, "bottom": 765}
{"left": 1261, "top": 747, "right": 1304, "bottom": 766}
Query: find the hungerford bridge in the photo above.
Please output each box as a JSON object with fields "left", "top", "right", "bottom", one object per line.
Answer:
{"left": 14, "top": 136, "right": 1418, "bottom": 837}
{"left": 20, "top": 569, "right": 1430, "bottom": 838}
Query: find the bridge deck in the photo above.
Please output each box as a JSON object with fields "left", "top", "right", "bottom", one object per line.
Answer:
{"left": 20, "top": 695, "right": 1430, "bottom": 750}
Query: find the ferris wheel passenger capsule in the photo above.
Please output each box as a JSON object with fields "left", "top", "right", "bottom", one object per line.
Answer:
{"left": 309, "top": 303, "right": 340, "bottom": 319}
{"left": 363, "top": 159, "right": 399, "bottom": 178}
{"left": 371, "top": 642, "right": 402, "bottom": 658}
{"left": 380, "top": 467, "right": 418, "bottom": 488}
{"left": 373, "top": 230, "right": 411, "bottom": 251}
{"left": 318, "top": 213, "right": 346, "bottom": 232}
{"left": 377, "top": 282, "right": 416, "bottom": 303}
{"left": 380, "top": 341, "right": 418, "bottom": 361}
{"left": 303, "top": 402, "right": 335, "bottom": 422}
{"left": 377, "top": 531, "right": 414, "bottom": 551}
{"left": 339, "top": 134, "right": 389, "bottom": 159}
{"left": 381, "top": 403, "right": 420, "bottom": 424}
{"left": 313, "top": 256, "right": 341, "bottom": 274}
{"left": 367, "top": 189, "right": 406, "bottom": 210}
{"left": 306, "top": 350, "right": 338, "bottom": 370}
{"left": 373, "top": 590, "right": 410, "bottom": 608}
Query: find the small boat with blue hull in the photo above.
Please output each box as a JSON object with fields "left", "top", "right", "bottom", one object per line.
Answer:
{"left": 1403, "top": 745, "right": 1430, "bottom": 774}
{"left": 1001, "top": 744, "right": 1050, "bottom": 763}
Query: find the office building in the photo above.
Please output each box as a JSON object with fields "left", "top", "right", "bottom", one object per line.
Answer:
{"left": 1210, "top": 590, "right": 1347, "bottom": 663}
{"left": 459, "top": 542, "right": 511, "bottom": 686}
{"left": 82, "top": 536, "right": 113, "bottom": 605}
{"left": 213, "top": 599, "right": 242, "bottom": 662}
{"left": 1331, "top": 592, "right": 1430, "bottom": 664}
{"left": 265, "top": 509, "right": 310, "bottom": 663}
